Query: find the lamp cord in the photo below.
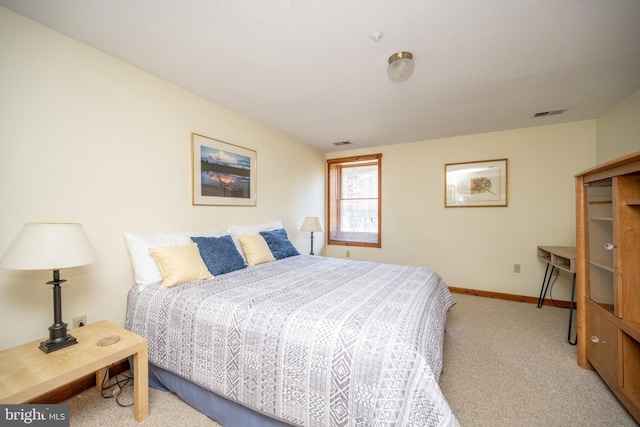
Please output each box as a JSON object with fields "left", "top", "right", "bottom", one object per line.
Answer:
{"left": 100, "top": 365, "right": 134, "bottom": 407}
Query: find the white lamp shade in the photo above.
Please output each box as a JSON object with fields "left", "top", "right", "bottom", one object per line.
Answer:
{"left": 388, "top": 52, "right": 414, "bottom": 83}
{"left": 300, "top": 217, "right": 324, "bottom": 233}
{"left": 0, "top": 223, "right": 98, "bottom": 270}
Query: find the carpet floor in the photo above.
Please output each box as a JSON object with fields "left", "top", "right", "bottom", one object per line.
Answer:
{"left": 64, "top": 293, "right": 638, "bottom": 426}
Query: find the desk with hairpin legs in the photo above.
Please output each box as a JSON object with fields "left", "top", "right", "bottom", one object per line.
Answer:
{"left": 537, "top": 245, "right": 577, "bottom": 344}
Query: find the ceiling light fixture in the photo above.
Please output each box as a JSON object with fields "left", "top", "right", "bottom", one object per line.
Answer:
{"left": 387, "top": 51, "right": 414, "bottom": 83}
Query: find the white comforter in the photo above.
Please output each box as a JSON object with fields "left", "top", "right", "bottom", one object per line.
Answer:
{"left": 125, "top": 255, "right": 459, "bottom": 426}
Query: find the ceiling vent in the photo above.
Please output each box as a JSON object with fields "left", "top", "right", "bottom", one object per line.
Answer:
{"left": 532, "top": 109, "right": 567, "bottom": 118}
{"left": 333, "top": 141, "right": 352, "bottom": 146}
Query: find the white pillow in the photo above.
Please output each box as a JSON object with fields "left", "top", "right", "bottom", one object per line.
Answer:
{"left": 124, "top": 229, "right": 222, "bottom": 285}
{"left": 186, "top": 229, "right": 224, "bottom": 238}
{"left": 226, "top": 221, "right": 283, "bottom": 261}
{"left": 226, "top": 220, "right": 283, "bottom": 236}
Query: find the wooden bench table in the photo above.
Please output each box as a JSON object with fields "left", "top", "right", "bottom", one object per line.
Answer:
{"left": 0, "top": 320, "right": 148, "bottom": 421}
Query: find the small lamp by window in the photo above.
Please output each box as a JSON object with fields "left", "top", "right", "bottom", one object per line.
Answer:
{"left": 300, "top": 217, "right": 324, "bottom": 255}
{"left": 0, "top": 223, "right": 98, "bottom": 353}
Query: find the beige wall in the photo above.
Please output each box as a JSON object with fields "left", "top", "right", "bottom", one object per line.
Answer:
{"left": 1, "top": 5, "right": 638, "bottom": 352}
{"left": 596, "top": 89, "right": 640, "bottom": 163}
{"left": 327, "top": 121, "right": 596, "bottom": 300}
{"left": 0, "top": 8, "right": 325, "bottom": 350}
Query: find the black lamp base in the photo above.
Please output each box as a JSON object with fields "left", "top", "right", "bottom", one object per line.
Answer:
{"left": 39, "top": 269, "right": 78, "bottom": 353}
{"left": 39, "top": 333, "right": 77, "bottom": 353}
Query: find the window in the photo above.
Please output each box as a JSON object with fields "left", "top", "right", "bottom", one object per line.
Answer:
{"left": 327, "top": 154, "right": 381, "bottom": 247}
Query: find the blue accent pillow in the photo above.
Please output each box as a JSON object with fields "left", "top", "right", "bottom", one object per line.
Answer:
{"left": 191, "top": 235, "right": 246, "bottom": 275}
{"left": 259, "top": 228, "right": 300, "bottom": 260}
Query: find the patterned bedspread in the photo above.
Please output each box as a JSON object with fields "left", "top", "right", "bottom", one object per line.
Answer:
{"left": 125, "top": 255, "right": 459, "bottom": 426}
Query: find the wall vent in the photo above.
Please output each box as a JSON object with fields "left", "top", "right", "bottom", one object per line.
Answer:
{"left": 333, "top": 141, "right": 352, "bottom": 146}
{"left": 532, "top": 108, "right": 566, "bottom": 118}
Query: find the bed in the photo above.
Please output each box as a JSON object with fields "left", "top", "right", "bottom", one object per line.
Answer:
{"left": 123, "top": 227, "right": 459, "bottom": 426}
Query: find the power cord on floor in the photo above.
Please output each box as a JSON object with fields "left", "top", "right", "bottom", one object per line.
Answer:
{"left": 100, "top": 365, "right": 134, "bottom": 408}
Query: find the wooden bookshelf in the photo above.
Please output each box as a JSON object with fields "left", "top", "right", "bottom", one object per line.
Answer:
{"left": 575, "top": 151, "right": 640, "bottom": 423}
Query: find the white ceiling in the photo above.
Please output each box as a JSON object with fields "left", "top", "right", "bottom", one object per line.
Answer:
{"left": 2, "top": 0, "right": 640, "bottom": 153}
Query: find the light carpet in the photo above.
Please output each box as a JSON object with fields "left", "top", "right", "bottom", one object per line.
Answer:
{"left": 64, "top": 293, "right": 638, "bottom": 426}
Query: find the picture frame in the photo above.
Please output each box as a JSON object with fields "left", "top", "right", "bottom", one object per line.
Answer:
{"left": 445, "top": 158, "right": 508, "bottom": 207}
{"left": 191, "top": 133, "right": 257, "bottom": 206}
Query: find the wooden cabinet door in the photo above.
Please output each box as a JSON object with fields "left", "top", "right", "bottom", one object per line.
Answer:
{"left": 586, "top": 301, "right": 619, "bottom": 385}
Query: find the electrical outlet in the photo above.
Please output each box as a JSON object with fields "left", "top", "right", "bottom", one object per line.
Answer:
{"left": 346, "top": 250, "right": 351, "bottom": 258}
{"left": 513, "top": 264, "right": 521, "bottom": 273}
{"left": 73, "top": 315, "right": 87, "bottom": 328}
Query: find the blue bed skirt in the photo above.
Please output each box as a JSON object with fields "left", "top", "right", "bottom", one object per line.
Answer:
{"left": 148, "top": 363, "right": 293, "bottom": 427}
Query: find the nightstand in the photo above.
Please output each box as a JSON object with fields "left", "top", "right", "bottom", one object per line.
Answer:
{"left": 0, "top": 320, "right": 148, "bottom": 421}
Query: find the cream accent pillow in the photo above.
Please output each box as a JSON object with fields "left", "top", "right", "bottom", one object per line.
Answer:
{"left": 124, "top": 232, "right": 191, "bottom": 285}
{"left": 227, "top": 220, "right": 283, "bottom": 262}
{"left": 124, "top": 229, "right": 222, "bottom": 286}
{"left": 238, "top": 235, "right": 276, "bottom": 266}
{"left": 148, "top": 243, "right": 214, "bottom": 289}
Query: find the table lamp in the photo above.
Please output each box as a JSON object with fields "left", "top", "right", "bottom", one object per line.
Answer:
{"left": 300, "top": 217, "right": 323, "bottom": 255}
{"left": 0, "top": 222, "right": 98, "bottom": 353}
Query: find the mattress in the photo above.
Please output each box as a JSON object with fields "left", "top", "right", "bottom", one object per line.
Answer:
{"left": 125, "top": 255, "right": 459, "bottom": 426}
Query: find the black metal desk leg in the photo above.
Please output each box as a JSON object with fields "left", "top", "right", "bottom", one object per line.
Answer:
{"left": 537, "top": 264, "right": 555, "bottom": 308}
{"left": 537, "top": 264, "right": 550, "bottom": 308}
{"left": 568, "top": 273, "right": 577, "bottom": 345}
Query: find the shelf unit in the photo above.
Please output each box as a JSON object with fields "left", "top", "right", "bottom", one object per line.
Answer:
{"left": 537, "top": 246, "right": 576, "bottom": 274}
{"left": 575, "top": 151, "right": 640, "bottom": 423}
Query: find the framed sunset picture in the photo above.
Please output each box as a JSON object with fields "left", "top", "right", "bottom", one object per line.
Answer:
{"left": 191, "top": 133, "right": 257, "bottom": 206}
